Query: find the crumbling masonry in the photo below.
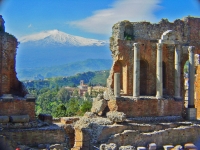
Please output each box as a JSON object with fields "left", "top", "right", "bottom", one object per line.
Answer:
{"left": 0, "top": 15, "right": 36, "bottom": 120}
{"left": 105, "top": 17, "right": 200, "bottom": 120}
{"left": 0, "top": 16, "right": 69, "bottom": 150}
{"left": 72, "top": 17, "right": 200, "bottom": 150}
{"left": 1, "top": 14, "right": 200, "bottom": 149}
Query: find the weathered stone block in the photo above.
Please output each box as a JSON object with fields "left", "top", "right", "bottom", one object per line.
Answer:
{"left": 1, "top": 94, "right": 13, "bottom": 101}
{"left": 173, "top": 145, "right": 183, "bottom": 150}
{"left": 84, "top": 112, "right": 96, "bottom": 118}
{"left": 186, "top": 108, "right": 197, "bottom": 120}
{"left": 10, "top": 115, "right": 29, "bottom": 123}
{"left": 137, "top": 147, "right": 146, "bottom": 150}
{"left": 119, "top": 145, "right": 135, "bottom": 150}
{"left": 38, "top": 144, "right": 46, "bottom": 149}
{"left": 106, "top": 111, "right": 126, "bottom": 123}
{"left": 148, "top": 143, "right": 156, "bottom": 150}
{"left": 0, "top": 116, "right": 9, "bottom": 123}
{"left": 100, "top": 143, "right": 117, "bottom": 150}
{"left": 184, "top": 143, "right": 197, "bottom": 150}
{"left": 38, "top": 113, "right": 52, "bottom": 124}
{"left": 60, "top": 117, "right": 79, "bottom": 124}
{"left": 91, "top": 98, "right": 108, "bottom": 116}
{"left": 25, "top": 94, "right": 36, "bottom": 102}
{"left": 49, "top": 144, "right": 64, "bottom": 150}
{"left": 163, "top": 145, "right": 174, "bottom": 150}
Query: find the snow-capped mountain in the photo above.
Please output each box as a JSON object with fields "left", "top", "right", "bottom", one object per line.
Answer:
{"left": 19, "top": 29, "right": 107, "bottom": 47}
{"left": 16, "top": 29, "right": 111, "bottom": 71}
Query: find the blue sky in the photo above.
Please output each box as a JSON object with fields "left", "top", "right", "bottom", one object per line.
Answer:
{"left": 0, "top": 0, "right": 200, "bottom": 40}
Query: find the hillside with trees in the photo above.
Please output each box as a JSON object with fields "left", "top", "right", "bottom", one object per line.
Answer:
{"left": 24, "top": 70, "right": 109, "bottom": 118}
{"left": 17, "top": 59, "right": 112, "bottom": 80}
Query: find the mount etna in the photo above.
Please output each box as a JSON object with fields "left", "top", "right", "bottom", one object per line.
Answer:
{"left": 16, "top": 30, "right": 112, "bottom": 80}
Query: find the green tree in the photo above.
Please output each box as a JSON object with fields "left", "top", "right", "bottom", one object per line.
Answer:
{"left": 66, "top": 97, "right": 80, "bottom": 116}
{"left": 57, "top": 87, "right": 70, "bottom": 103}
{"left": 53, "top": 104, "right": 66, "bottom": 117}
{"left": 79, "top": 100, "right": 92, "bottom": 115}
{"left": 72, "top": 89, "right": 79, "bottom": 97}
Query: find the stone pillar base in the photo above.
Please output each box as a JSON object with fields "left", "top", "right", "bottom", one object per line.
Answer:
{"left": 186, "top": 108, "right": 197, "bottom": 120}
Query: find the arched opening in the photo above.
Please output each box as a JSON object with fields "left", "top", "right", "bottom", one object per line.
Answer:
{"left": 140, "top": 60, "right": 148, "bottom": 95}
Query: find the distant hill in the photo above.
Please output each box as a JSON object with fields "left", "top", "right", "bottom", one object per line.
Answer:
{"left": 23, "top": 70, "right": 110, "bottom": 90}
{"left": 17, "top": 59, "right": 112, "bottom": 80}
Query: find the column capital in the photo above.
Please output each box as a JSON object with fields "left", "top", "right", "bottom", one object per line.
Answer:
{"left": 188, "top": 46, "right": 195, "bottom": 53}
{"left": 133, "top": 43, "right": 140, "bottom": 49}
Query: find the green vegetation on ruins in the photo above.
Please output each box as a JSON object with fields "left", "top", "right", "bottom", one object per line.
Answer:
{"left": 23, "top": 70, "right": 109, "bottom": 118}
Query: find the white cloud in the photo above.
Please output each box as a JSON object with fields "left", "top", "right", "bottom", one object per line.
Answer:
{"left": 28, "top": 24, "right": 32, "bottom": 28}
{"left": 69, "top": 0, "right": 161, "bottom": 35}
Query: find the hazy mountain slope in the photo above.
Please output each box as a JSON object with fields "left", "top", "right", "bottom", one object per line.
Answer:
{"left": 17, "top": 59, "right": 112, "bottom": 80}
{"left": 23, "top": 70, "right": 110, "bottom": 89}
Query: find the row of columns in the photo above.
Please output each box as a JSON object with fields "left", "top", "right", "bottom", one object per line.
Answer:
{"left": 114, "top": 43, "right": 195, "bottom": 103}
{"left": 113, "top": 43, "right": 196, "bottom": 120}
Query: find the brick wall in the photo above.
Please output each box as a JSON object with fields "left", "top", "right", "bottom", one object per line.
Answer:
{"left": 0, "top": 100, "right": 35, "bottom": 121}
{"left": 108, "top": 98, "right": 183, "bottom": 117}
{"left": 195, "top": 65, "right": 200, "bottom": 118}
{"left": 1, "top": 128, "right": 66, "bottom": 147}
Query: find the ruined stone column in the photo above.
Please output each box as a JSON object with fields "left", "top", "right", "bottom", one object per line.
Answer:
{"left": 187, "top": 46, "right": 197, "bottom": 120}
{"left": 188, "top": 46, "right": 195, "bottom": 107}
{"left": 133, "top": 43, "right": 140, "bottom": 97}
{"left": 174, "top": 45, "right": 181, "bottom": 99}
{"left": 156, "top": 43, "right": 163, "bottom": 99}
{"left": 114, "top": 73, "right": 120, "bottom": 97}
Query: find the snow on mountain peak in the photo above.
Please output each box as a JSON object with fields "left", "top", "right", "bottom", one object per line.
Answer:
{"left": 19, "top": 30, "right": 107, "bottom": 47}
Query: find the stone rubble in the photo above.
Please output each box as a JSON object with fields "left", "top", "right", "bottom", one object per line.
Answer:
{"left": 91, "top": 95, "right": 108, "bottom": 116}
{"left": 106, "top": 111, "right": 126, "bottom": 123}
{"left": 99, "top": 143, "right": 117, "bottom": 150}
{"left": 119, "top": 145, "right": 135, "bottom": 150}
{"left": 99, "top": 143, "right": 198, "bottom": 150}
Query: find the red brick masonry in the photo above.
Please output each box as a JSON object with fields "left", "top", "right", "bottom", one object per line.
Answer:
{"left": 0, "top": 99, "right": 35, "bottom": 121}
{"left": 195, "top": 65, "right": 200, "bottom": 119}
{"left": 108, "top": 98, "right": 183, "bottom": 117}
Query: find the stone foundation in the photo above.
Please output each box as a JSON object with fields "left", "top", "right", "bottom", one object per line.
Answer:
{"left": 72, "top": 119, "right": 200, "bottom": 150}
{"left": 108, "top": 97, "right": 183, "bottom": 117}
{"left": 1, "top": 126, "right": 67, "bottom": 148}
